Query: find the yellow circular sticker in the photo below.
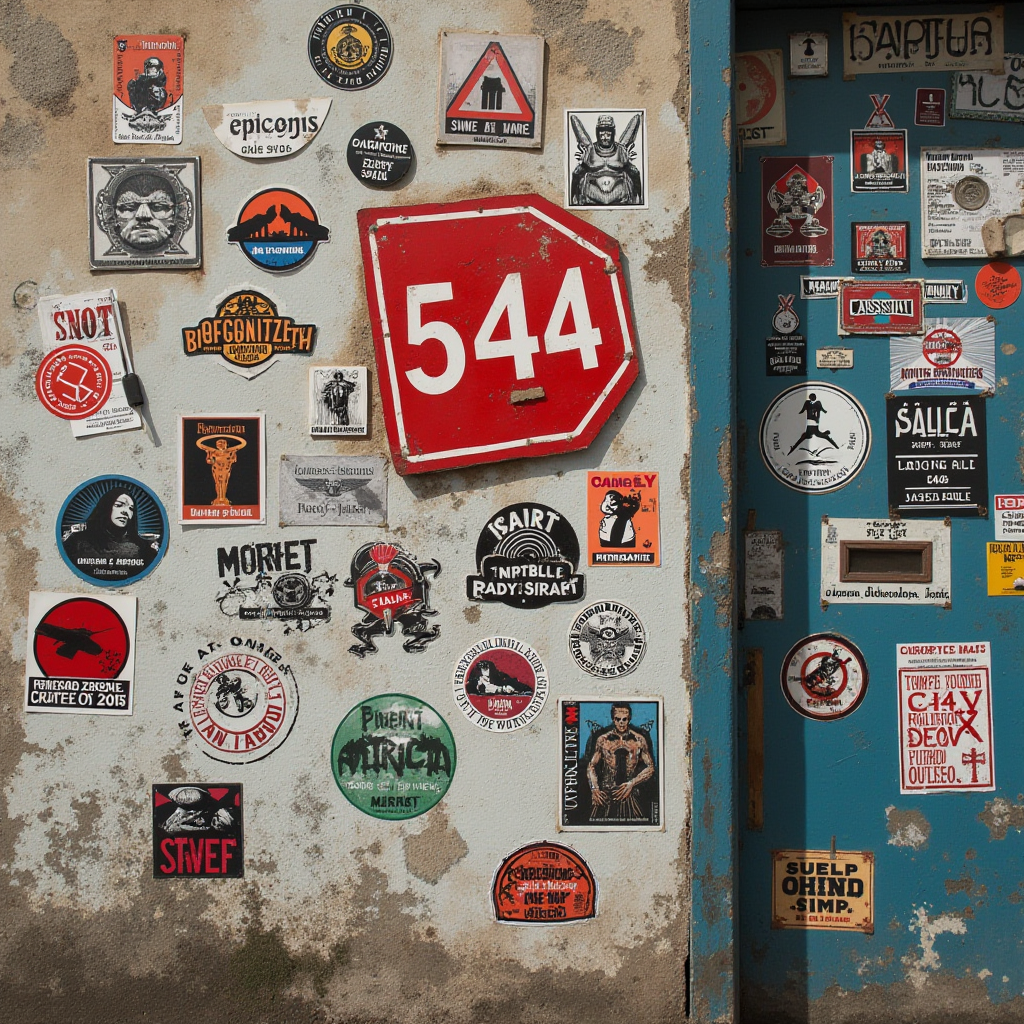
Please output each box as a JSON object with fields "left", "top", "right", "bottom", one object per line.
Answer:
{"left": 308, "top": 6, "right": 393, "bottom": 91}
{"left": 326, "top": 22, "right": 373, "bottom": 70}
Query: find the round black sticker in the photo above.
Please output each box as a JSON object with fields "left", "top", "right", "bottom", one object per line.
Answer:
{"left": 308, "top": 6, "right": 393, "bottom": 91}
{"left": 347, "top": 122, "right": 414, "bottom": 187}
{"left": 57, "top": 475, "right": 168, "bottom": 587}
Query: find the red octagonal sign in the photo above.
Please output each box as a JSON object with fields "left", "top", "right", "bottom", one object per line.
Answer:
{"left": 358, "top": 193, "right": 639, "bottom": 475}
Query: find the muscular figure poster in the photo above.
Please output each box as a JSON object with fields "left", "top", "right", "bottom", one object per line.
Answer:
{"left": 559, "top": 697, "right": 664, "bottom": 831}
{"left": 565, "top": 108, "right": 648, "bottom": 210}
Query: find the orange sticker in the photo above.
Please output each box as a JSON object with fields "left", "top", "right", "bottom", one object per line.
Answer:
{"left": 586, "top": 471, "right": 660, "bottom": 566}
{"left": 492, "top": 842, "right": 597, "bottom": 923}
{"left": 975, "top": 262, "right": 1021, "bottom": 309}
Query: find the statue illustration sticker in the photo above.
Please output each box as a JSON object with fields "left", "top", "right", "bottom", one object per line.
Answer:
{"left": 347, "top": 121, "right": 414, "bottom": 187}
{"left": 203, "top": 98, "right": 332, "bottom": 159}
{"left": 568, "top": 602, "right": 647, "bottom": 678}
{"left": 780, "top": 633, "right": 868, "bottom": 722}
{"left": 227, "top": 187, "right": 329, "bottom": 273}
{"left": 331, "top": 694, "right": 456, "bottom": 820}
{"left": 452, "top": 637, "right": 548, "bottom": 732}
{"left": 565, "top": 108, "right": 647, "bottom": 210}
{"left": 466, "top": 502, "right": 585, "bottom": 608}
{"left": 178, "top": 414, "right": 266, "bottom": 524}
{"left": 113, "top": 35, "right": 183, "bottom": 145}
{"left": 57, "top": 475, "right": 168, "bottom": 587}
{"left": 492, "top": 842, "right": 597, "bottom": 924}
{"left": 182, "top": 287, "right": 317, "bottom": 379}
{"left": 308, "top": 5, "right": 393, "bottom": 91}
{"left": 759, "top": 382, "right": 871, "bottom": 493}
{"left": 175, "top": 638, "right": 299, "bottom": 764}
{"left": 309, "top": 366, "right": 368, "bottom": 436}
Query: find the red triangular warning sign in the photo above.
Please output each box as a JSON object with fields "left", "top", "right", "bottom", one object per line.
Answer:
{"left": 446, "top": 42, "right": 534, "bottom": 122}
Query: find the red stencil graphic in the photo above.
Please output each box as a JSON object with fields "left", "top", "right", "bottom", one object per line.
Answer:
{"left": 35, "top": 345, "right": 112, "bottom": 420}
{"left": 33, "top": 597, "right": 130, "bottom": 679}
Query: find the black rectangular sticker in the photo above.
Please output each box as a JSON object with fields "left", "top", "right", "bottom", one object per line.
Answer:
{"left": 766, "top": 335, "right": 807, "bottom": 376}
{"left": 152, "top": 784, "right": 244, "bottom": 878}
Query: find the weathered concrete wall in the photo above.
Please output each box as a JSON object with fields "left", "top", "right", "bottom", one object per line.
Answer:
{"left": 0, "top": 0, "right": 693, "bottom": 1021}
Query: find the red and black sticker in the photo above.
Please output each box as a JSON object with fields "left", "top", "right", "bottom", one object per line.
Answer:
{"left": 761, "top": 156, "right": 834, "bottom": 268}
{"left": 152, "top": 784, "right": 243, "bottom": 878}
{"left": 851, "top": 221, "right": 910, "bottom": 274}
{"left": 492, "top": 841, "right": 597, "bottom": 924}
{"left": 35, "top": 346, "right": 112, "bottom": 420}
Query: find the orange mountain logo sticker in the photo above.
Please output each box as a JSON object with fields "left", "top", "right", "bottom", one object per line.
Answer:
{"left": 227, "top": 187, "right": 330, "bottom": 273}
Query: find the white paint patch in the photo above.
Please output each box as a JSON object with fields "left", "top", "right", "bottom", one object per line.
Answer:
{"left": 885, "top": 805, "right": 930, "bottom": 849}
{"left": 978, "top": 968, "right": 992, "bottom": 979}
{"left": 904, "top": 904, "right": 967, "bottom": 989}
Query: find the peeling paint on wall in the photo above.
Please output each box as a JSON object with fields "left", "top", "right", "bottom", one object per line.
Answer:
{"left": 978, "top": 797, "right": 1024, "bottom": 840}
{"left": 886, "top": 805, "right": 931, "bottom": 849}
{"left": 903, "top": 905, "right": 967, "bottom": 990}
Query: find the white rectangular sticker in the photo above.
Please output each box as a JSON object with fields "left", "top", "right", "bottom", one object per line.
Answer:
{"left": 951, "top": 53, "right": 1024, "bottom": 122}
{"left": 817, "top": 347, "right": 853, "bottom": 369}
{"left": 279, "top": 455, "right": 386, "bottom": 527}
{"left": 800, "top": 276, "right": 840, "bottom": 299}
{"left": 897, "top": 641, "right": 993, "bottom": 794}
{"left": 821, "top": 518, "right": 951, "bottom": 605}
{"left": 924, "top": 280, "right": 967, "bottom": 303}
{"left": 737, "top": 50, "right": 786, "bottom": 146}
{"left": 994, "top": 495, "right": 1024, "bottom": 540}
{"left": 890, "top": 317, "right": 995, "bottom": 393}
{"left": 744, "top": 529, "right": 783, "bottom": 620}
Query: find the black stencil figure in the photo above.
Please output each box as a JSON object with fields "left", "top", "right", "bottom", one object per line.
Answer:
{"left": 803, "top": 648, "right": 852, "bottom": 699}
{"left": 598, "top": 490, "right": 642, "bottom": 548}
{"left": 228, "top": 206, "right": 277, "bottom": 241}
{"left": 322, "top": 371, "right": 357, "bottom": 425}
{"left": 787, "top": 392, "right": 839, "bottom": 455}
{"left": 802, "top": 36, "right": 816, "bottom": 56}
{"left": 127, "top": 57, "right": 169, "bottom": 114}
{"left": 480, "top": 76, "right": 505, "bottom": 110}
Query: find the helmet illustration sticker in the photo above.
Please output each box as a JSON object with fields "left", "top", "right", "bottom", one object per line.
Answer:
{"left": 780, "top": 633, "right": 868, "bottom": 721}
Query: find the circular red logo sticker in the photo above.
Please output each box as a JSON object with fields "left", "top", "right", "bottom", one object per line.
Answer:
{"left": 453, "top": 637, "right": 548, "bottom": 732}
{"left": 975, "top": 261, "right": 1022, "bottom": 309}
{"left": 35, "top": 345, "right": 112, "bottom": 419}
{"left": 780, "top": 632, "right": 868, "bottom": 722}
{"left": 33, "top": 597, "right": 130, "bottom": 679}
{"left": 921, "top": 327, "right": 962, "bottom": 367}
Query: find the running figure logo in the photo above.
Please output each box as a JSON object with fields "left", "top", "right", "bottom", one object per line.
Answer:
{"left": 787, "top": 392, "right": 839, "bottom": 457}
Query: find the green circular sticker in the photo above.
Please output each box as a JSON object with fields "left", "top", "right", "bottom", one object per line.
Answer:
{"left": 331, "top": 694, "right": 456, "bottom": 819}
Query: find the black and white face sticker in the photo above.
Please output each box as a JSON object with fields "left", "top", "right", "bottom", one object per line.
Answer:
{"left": 568, "top": 602, "right": 647, "bottom": 678}
{"left": 759, "top": 382, "right": 870, "bottom": 493}
{"left": 780, "top": 633, "right": 868, "bottom": 722}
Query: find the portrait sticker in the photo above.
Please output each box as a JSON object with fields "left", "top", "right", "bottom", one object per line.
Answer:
{"left": 800, "top": 276, "right": 840, "bottom": 299}
{"left": 925, "top": 280, "right": 967, "bottom": 304}
{"left": 558, "top": 697, "right": 663, "bottom": 832}
{"left": 744, "top": 529, "right": 783, "bottom": 621}
{"left": 565, "top": 108, "right": 647, "bottom": 210}
{"left": 915, "top": 88, "right": 946, "bottom": 127}
{"left": 890, "top": 317, "right": 995, "bottom": 393}
{"left": 986, "top": 542, "right": 1024, "bottom": 595}
{"left": 113, "top": 35, "right": 183, "bottom": 145}
{"left": 215, "top": 537, "right": 335, "bottom": 635}
{"left": 975, "top": 261, "right": 1021, "bottom": 309}
{"left": 308, "top": 5, "right": 393, "bottom": 91}
{"left": 736, "top": 50, "right": 786, "bottom": 146}
{"left": 57, "top": 476, "right": 168, "bottom": 587}
{"left": 466, "top": 502, "right": 585, "bottom": 608}
{"left": 344, "top": 542, "right": 441, "bottom": 657}
{"left": 227, "top": 187, "right": 329, "bottom": 274}
{"left": 759, "top": 382, "right": 871, "bottom": 494}
{"left": 838, "top": 279, "right": 924, "bottom": 336}
{"left": 182, "top": 287, "right": 316, "bottom": 379}
{"left": 178, "top": 414, "right": 266, "bottom": 525}
{"left": 453, "top": 637, "right": 547, "bottom": 732}
{"left": 886, "top": 396, "right": 987, "bottom": 518}
{"left": 309, "top": 366, "right": 368, "bottom": 436}
{"left": 203, "top": 98, "right": 332, "bottom": 159}
{"left": 951, "top": 54, "right": 1024, "bottom": 122}
{"left": 586, "top": 471, "right": 660, "bottom": 566}
{"left": 789, "top": 32, "right": 827, "bottom": 77}
{"left": 568, "top": 601, "right": 647, "bottom": 677}
{"left": 921, "top": 148, "right": 1024, "bottom": 259}
{"left": 851, "top": 129, "right": 908, "bottom": 193}
{"left": 25, "top": 592, "right": 136, "bottom": 716}
{"left": 897, "top": 641, "right": 994, "bottom": 794}
{"left": 841, "top": 9, "right": 1002, "bottom": 77}
{"left": 994, "top": 495, "right": 1024, "bottom": 541}
{"left": 820, "top": 517, "right": 951, "bottom": 606}
{"left": 772, "top": 850, "right": 873, "bottom": 934}
{"left": 766, "top": 335, "right": 806, "bottom": 376}
{"left": 279, "top": 455, "right": 386, "bottom": 528}
{"left": 88, "top": 157, "right": 201, "bottom": 270}
{"left": 153, "top": 784, "right": 243, "bottom": 879}
{"left": 816, "top": 347, "right": 854, "bottom": 370}
{"left": 761, "top": 157, "right": 834, "bottom": 268}
{"left": 851, "top": 221, "right": 910, "bottom": 274}
{"left": 174, "top": 638, "right": 299, "bottom": 764}
{"left": 780, "top": 633, "right": 868, "bottom": 722}
{"left": 36, "top": 290, "right": 141, "bottom": 437}
{"left": 492, "top": 842, "right": 597, "bottom": 924}
{"left": 347, "top": 121, "right": 414, "bottom": 186}
{"left": 438, "top": 32, "right": 544, "bottom": 148}
{"left": 331, "top": 694, "right": 456, "bottom": 820}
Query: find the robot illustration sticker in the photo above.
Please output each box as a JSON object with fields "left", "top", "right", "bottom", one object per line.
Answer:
{"left": 761, "top": 156, "right": 834, "bottom": 267}
{"left": 309, "top": 366, "right": 368, "bottom": 436}
{"left": 586, "top": 471, "right": 660, "bottom": 566}
{"left": 759, "top": 382, "right": 871, "bottom": 493}
{"left": 568, "top": 602, "right": 647, "bottom": 678}
{"left": 178, "top": 414, "right": 266, "bottom": 524}
{"left": 452, "top": 637, "right": 548, "bottom": 732}
{"left": 565, "top": 108, "right": 647, "bottom": 210}
{"left": 152, "top": 784, "right": 243, "bottom": 878}
{"left": 113, "top": 35, "right": 183, "bottom": 145}
{"left": 308, "top": 5, "right": 393, "bottom": 91}
{"left": 492, "top": 842, "right": 597, "bottom": 924}
{"left": 227, "top": 187, "right": 330, "bottom": 273}
{"left": 558, "top": 697, "right": 664, "bottom": 831}
{"left": 780, "top": 633, "right": 868, "bottom": 722}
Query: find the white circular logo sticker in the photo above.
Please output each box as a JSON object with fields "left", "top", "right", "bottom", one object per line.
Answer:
{"left": 780, "top": 633, "right": 868, "bottom": 721}
{"left": 568, "top": 601, "right": 647, "bottom": 678}
{"left": 182, "top": 644, "right": 299, "bottom": 763}
{"left": 759, "top": 382, "right": 871, "bottom": 493}
{"left": 453, "top": 637, "right": 548, "bottom": 732}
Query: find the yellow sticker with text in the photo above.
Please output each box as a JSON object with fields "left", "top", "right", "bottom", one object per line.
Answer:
{"left": 772, "top": 849, "right": 874, "bottom": 933}
{"left": 987, "top": 542, "right": 1024, "bottom": 596}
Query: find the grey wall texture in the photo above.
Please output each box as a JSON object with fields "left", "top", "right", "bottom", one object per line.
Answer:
{"left": 0, "top": 0, "right": 692, "bottom": 1020}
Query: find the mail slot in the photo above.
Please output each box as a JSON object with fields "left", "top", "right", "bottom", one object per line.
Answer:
{"left": 839, "top": 540, "right": 932, "bottom": 583}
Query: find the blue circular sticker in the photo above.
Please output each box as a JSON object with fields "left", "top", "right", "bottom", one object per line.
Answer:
{"left": 56, "top": 475, "right": 168, "bottom": 587}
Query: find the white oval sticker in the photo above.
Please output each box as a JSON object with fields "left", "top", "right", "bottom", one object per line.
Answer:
{"left": 203, "top": 98, "right": 332, "bottom": 159}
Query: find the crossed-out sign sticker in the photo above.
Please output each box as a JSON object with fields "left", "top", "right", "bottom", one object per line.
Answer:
{"left": 865, "top": 94, "right": 894, "bottom": 128}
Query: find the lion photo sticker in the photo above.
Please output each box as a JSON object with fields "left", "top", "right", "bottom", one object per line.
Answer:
{"left": 113, "top": 35, "right": 183, "bottom": 145}
{"left": 586, "top": 471, "right": 660, "bottom": 566}
{"left": 179, "top": 415, "right": 266, "bottom": 525}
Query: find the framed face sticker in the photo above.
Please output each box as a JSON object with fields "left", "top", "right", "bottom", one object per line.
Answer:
{"left": 178, "top": 415, "right": 266, "bottom": 524}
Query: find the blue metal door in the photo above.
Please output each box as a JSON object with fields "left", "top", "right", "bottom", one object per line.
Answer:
{"left": 737, "top": 6, "right": 1024, "bottom": 1018}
